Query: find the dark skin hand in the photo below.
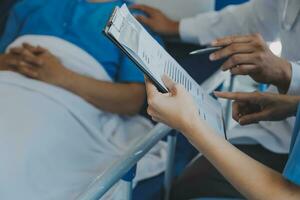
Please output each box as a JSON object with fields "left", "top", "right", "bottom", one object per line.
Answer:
{"left": 8, "top": 44, "right": 70, "bottom": 85}
{"left": 0, "top": 53, "right": 23, "bottom": 72}
{"left": 8, "top": 43, "right": 146, "bottom": 115}
{"left": 215, "top": 91, "right": 300, "bottom": 126}
{"left": 210, "top": 34, "right": 292, "bottom": 93}
{"left": 131, "top": 4, "right": 179, "bottom": 36}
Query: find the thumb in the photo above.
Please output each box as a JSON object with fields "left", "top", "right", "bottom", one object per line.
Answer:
{"left": 145, "top": 76, "right": 159, "bottom": 98}
{"left": 162, "top": 74, "right": 177, "bottom": 95}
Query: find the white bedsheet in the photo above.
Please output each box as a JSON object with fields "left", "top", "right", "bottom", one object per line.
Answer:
{"left": 0, "top": 35, "right": 166, "bottom": 199}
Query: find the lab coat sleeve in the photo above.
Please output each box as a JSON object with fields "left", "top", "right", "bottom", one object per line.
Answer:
{"left": 287, "top": 62, "right": 300, "bottom": 95}
{"left": 179, "top": 0, "right": 280, "bottom": 45}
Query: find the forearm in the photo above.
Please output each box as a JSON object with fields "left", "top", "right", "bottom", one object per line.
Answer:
{"left": 273, "top": 59, "right": 292, "bottom": 94}
{"left": 57, "top": 69, "right": 146, "bottom": 115}
{"left": 185, "top": 121, "right": 300, "bottom": 200}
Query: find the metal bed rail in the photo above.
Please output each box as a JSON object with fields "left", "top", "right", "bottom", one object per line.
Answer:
{"left": 76, "top": 123, "right": 172, "bottom": 200}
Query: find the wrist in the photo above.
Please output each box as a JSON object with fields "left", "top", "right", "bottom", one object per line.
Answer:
{"left": 169, "top": 20, "right": 179, "bottom": 36}
{"left": 291, "top": 96, "right": 300, "bottom": 116}
{"left": 275, "top": 59, "right": 292, "bottom": 94}
{"left": 181, "top": 115, "right": 205, "bottom": 139}
{"left": 53, "top": 67, "right": 74, "bottom": 88}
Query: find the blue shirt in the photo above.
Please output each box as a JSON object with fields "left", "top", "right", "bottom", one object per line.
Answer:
{"left": 0, "top": 0, "right": 148, "bottom": 82}
{"left": 283, "top": 104, "right": 300, "bottom": 186}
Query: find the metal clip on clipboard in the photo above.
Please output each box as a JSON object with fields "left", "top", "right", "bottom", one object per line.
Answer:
{"left": 106, "top": 7, "right": 124, "bottom": 33}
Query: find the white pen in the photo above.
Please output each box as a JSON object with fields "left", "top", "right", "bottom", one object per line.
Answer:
{"left": 189, "top": 46, "right": 223, "bottom": 55}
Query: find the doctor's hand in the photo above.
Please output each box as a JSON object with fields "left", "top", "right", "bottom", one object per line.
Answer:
{"left": 8, "top": 43, "right": 70, "bottom": 86}
{"left": 145, "top": 75, "right": 201, "bottom": 134}
{"left": 131, "top": 5, "right": 179, "bottom": 36}
{"left": 210, "top": 34, "right": 292, "bottom": 93}
{"left": 215, "top": 91, "right": 300, "bottom": 126}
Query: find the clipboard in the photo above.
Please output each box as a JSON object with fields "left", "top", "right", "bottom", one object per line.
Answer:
{"left": 103, "top": 5, "right": 227, "bottom": 139}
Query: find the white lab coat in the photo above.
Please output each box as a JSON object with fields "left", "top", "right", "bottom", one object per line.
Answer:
{"left": 179, "top": 0, "right": 300, "bottom": 153}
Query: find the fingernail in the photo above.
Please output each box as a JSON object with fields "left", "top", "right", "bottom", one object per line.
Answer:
{"left": 209, "top": 54, "right": 215, "bottom": 61}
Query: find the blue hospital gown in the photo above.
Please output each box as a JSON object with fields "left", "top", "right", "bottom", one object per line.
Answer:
{"left": 0, "top": 0, "right": 146, "bottom": 82}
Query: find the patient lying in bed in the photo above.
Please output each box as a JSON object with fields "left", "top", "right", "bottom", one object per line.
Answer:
{"left": 1, "top": 0, "right": 146, "bottom": 115}
{"left": 0, "top": 0, "right": 166, "bottom": 199}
